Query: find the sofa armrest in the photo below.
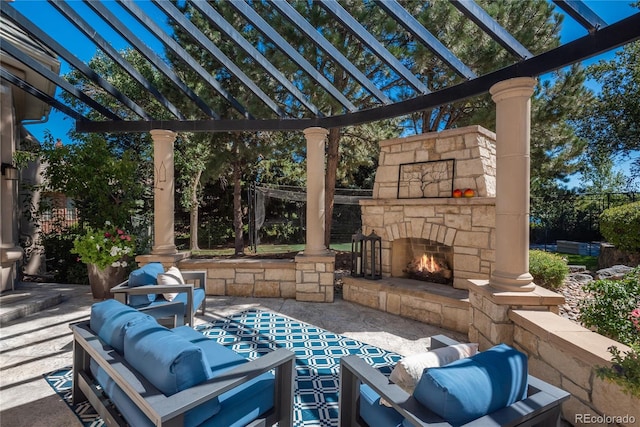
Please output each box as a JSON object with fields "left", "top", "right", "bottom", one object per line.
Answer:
{"left": 72, "top": 321, "right": 295, "bottom": 426}
{"left": 339, "top": 355, "right": 447, "bottom": 427}
{"left": 429, "top": 334, "right": 461, "bottom": 350}
{"left": 181, "top": 270, "right": 206, "bottom": 289}
{"left": 339, "top": 352, "right": 571, "bottom": 427}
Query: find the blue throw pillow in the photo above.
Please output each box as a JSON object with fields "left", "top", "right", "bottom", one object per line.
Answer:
{"left": 412, "top": 343, "right": 528, "bottom": 426}
{"left": 127, "top": 262, "right": 164, "bottom": 306}
{"left": 123, "top": 319, "right": 213, "bottom": 397}
{"left": 90, "top": 299, "right": 154, "bottom": 353}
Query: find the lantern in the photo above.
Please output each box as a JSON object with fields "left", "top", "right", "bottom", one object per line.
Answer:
{"left": 363, "top": 230, "right": 382, "bottom": 280}
{"left": 351, "top": 231, "right": 365, "bottom": 277}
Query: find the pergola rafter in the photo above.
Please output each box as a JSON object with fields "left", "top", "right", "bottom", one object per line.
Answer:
{"left": 0, "top": 0, "right": 637, "bottom": 134}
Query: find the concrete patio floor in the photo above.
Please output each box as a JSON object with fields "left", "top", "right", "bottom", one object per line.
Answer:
{"left": 0, "top": 282, "right": 466, "bottom": 427}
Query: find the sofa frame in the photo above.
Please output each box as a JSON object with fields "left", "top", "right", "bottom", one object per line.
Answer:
{"left": 71, "top": 320, "right": 296, "bottom": 427}
{"left": 111, "top": 270, "right": 207, "bottom": 327}
{"left": 339, "top": 335, "right": 570, "bottom": 427}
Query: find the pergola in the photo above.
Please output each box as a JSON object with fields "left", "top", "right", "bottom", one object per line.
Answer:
{"left": 2, "top": 0, "right": 639, "bottom": 296}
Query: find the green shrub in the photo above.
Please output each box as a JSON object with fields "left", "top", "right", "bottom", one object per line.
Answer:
{"left": 579, "top": 268, "right": 640, "bottom": 346}
{"left": 597, "top": 343, "right": 640, "bottom": 397}
{"left": 40, "top": 230, "right": 88, "bottom": 284}
{"left": 529, "top": 250, "right": 569, "bottom": 290}
{"left": 582, "top": 268, "right": 640, "bottom": 397}
{"left": 600, "top": 201, "right": 640, "bottom": 252}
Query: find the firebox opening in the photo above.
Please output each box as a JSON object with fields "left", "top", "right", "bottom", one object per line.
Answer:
{"left": 391, "top": 238, "right": 453, "bottom": 285}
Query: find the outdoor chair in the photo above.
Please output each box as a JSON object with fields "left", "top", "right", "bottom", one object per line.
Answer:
{"left": 339, "top": 335, "right": 570, "bottom": 427}
{"left": 71, "top": 299, "right": 295, "bottom": 427}
{"left": 111, "top": 262, "right": 206, "bottom": 327}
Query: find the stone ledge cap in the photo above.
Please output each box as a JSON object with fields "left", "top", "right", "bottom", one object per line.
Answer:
{"left": 295, "top": 252, "right": 336, "bottom": 262}
{"left": 180, "top": 258, "right": 295, "bottom": 268}
{"left": 467, "top": 279, "right": 565, "bottom": 306}
{"left": 510, "top": 309, "right": 631, "bottom": 366}
{"left": 136, "top": 251, "right": 191, "bottom": 265}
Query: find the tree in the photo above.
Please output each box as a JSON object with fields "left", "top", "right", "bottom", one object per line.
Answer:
{"left": 39, "top": 133, "right": 145, "bottom": 230}
{"left": 578, "top": 40, "right": 640, "bottom": 184}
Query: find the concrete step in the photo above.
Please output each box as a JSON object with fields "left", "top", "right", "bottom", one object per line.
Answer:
{"left": 0, "top": 283, "right": 66, "bottom": 326}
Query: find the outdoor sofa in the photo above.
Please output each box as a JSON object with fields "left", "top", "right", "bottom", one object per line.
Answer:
{"left": 70, "top": 299, "right": 295, "bottom": 427}
{"left": 339, "top": 334, "right": 570, "bottom": 427}
{"left": 111, "top": 262, "right": 206, "bottom": 327}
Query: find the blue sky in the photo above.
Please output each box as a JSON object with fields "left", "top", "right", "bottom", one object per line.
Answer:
{"left": 12, "top": 0, "right": 639, "bottom": 187}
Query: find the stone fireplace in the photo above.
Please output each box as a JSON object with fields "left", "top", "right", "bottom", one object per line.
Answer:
{"left": 360, "top": 125, "right": 497, "bottom": 289}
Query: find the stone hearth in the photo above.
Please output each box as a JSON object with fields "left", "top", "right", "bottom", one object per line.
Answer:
{"left": 360, "top": 125, "right": 497, "bottom": 289}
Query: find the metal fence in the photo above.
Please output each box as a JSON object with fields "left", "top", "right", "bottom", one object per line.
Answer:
{"left": 39, "top": 208, "right": 78, "bottom": 234}
{"left": 530, "top": 192, "right": 638, "bottom": 245}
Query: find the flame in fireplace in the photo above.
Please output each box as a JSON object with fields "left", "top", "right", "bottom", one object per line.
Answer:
{"left": 417, "top": 254, "right": 440, "bottom": 273}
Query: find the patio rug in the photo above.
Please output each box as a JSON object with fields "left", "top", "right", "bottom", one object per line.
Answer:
{"left": 44, "top": 308, "right": 402, "bottom": 426}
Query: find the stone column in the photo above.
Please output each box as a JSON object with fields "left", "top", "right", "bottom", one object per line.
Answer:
{"left": 295, "top": 127, "right": 335, "bottom": 302}
{"left": 303, "top": 127, "right": 330, "bottom": 256}
{"left": 150, "top": 129, "right": 177, "bottom": 255}
{"left": 489, "top": 77, "right": 537, "bottom": 292}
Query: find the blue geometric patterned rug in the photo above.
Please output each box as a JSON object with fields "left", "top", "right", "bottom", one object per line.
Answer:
{"left": 45, "top": 309, "right": 401, "bottom": 426}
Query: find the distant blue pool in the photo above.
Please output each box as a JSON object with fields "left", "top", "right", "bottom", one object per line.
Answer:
{"left": 530, "top": 242, "right": 600, "bottom": 257}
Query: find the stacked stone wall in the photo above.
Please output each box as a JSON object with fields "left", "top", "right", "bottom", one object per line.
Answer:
{"left": 295, "top": 253, "right": 335, "bottom": 302}
{"left": 178, "top": 258, "right": 296, "bottom": 298}
{"left": 342, "top": 276, "right": 469, "bottom": 333}
{"left": 373, "top": 125, "right": 496, "bottom": 200}
{"left": 510, "top": 310, "right": 638, "bottom": 427}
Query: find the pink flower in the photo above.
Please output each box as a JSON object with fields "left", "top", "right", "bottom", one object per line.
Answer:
{"left": 630, "top": 306, "right": 640, "bottom": 332}
{"left": 104, "top": 232, "right": 112, "bottom": 238}
{"left": 117, "top": 229, "right": 124, "bottom": 235}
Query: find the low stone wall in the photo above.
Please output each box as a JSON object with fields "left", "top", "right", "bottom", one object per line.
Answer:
{"left": 342, "top": 276, "right": 469, "bottom": 333}
{"left": 509, "top": 310, "right": 638, "bottom": 427}
{"left": 178, "top": 258, "right": 296, "bottom": 298}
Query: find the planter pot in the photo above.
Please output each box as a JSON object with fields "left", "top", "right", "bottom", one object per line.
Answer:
{"left": 86, "top": 263, "right": 128, "bottom": 300}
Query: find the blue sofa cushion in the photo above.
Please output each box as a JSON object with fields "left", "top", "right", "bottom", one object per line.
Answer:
{"left": 123, "top": 319, "right": 213, "bottom": 397}
{"left": 91, "top": 324, "right": 274, "bottom": 427}
{"left": 174, "top": 326, "right": 276, "bottom": 427}
{"left": 413, "top": 343, "right": 528, "bottom": 426}
{"left": 127, "top": 262, "right": 164, "bottom": 306}
{"left": 173, "top": 326, "right": 247, "bottom": 375}
{"left": 358, "top": 384, "right": 404, "bottom": 427}
{"left": 90, "top": 299, "right": 153, "bottom": 353}
{"left": 201, "top": 372, "right": 275, "bottom": 427}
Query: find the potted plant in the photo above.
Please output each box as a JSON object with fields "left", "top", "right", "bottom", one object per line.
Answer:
{"left": 72, "top": 222, "right": 135, "bottom": 299}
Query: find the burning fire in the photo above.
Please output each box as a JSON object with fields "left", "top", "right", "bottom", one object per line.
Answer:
{"left": 417, "top": 254, "right": 441, "bottom": 273}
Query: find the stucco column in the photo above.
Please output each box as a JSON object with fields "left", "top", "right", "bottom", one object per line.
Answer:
{"left": 150, "top": 129, "right": 177, "bottom": 255}
{"left": 303, "top": 127, "right": 330, "bottom": 255}
{"left": 489, "top": 77, "right": 537, "bottom": 292}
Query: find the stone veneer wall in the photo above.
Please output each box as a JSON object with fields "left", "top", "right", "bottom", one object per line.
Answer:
{"left": 373, "top": 125, "right": 497, "bottom": 200}
{"left": 362, "top": 126, "right": 497, "bottom": 289}
{"left": 510, "top": 310, "right": 638, "bottom": 427}
{"left": 178, "top": 258, "right": 297, "bottom": 298}
{"left": 176, "top": 256, "right": 335, "bottom": 302}
{"left": 294, "top": 253, "right": 335, "bottom": 302}
{"left": 342, "top": 276, "right": 469, "bottom": 333}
